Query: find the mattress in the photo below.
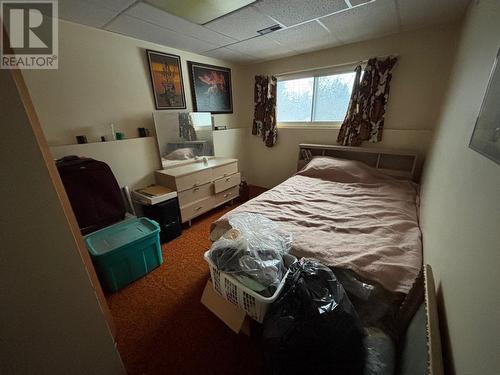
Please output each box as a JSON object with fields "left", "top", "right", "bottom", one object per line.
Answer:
{"left": 210, "top": 157, "right": 422, "bottom": 294}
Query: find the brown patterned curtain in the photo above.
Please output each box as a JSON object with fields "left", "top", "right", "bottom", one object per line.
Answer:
{"left": 252, "top": 75, "right": 278, "bottom": 147}
{"left": 337, "top": 56, "right": 398, "bottom": 146}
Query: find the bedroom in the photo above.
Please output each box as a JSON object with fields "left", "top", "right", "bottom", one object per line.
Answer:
{"left": 1, "top": 0, "right": 499, "bottom": 374}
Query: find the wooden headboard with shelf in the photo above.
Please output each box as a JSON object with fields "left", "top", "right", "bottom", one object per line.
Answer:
{"left": 298, "top": 143, "right": 419, "bottom": 181}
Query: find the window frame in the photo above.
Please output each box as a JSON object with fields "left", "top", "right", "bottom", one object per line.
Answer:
{"left": 276, "top": 64, "right": 360, "bottom": 129}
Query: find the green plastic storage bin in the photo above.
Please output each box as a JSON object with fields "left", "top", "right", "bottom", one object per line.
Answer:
{"left": 85, "top": 217, "right": 162, "bottom": 292}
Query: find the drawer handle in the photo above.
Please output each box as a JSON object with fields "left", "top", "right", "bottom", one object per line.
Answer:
{"left": 193, "top": 187, "right": 200, "bottom": 192}
{"left": 224, "top": 193, "right": 231, "bottom": 198}
{"left": 193, "top": 183, "right": 198, "bottom": 188}
{"left": 225, "top": 177, "right": 231, "bottom": 182}
{"left": 195, "top": 206, "right": 203, "bottom": 211}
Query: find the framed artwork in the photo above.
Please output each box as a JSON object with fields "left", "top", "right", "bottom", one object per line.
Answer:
{"left": 146, "top": 50, "right": 186, "bottom": 110}
{"left": 187, "top": 61, "right": 233, "bottom": 114}
{"left": 469, "top": 48, "right": 500, "bottom": 165}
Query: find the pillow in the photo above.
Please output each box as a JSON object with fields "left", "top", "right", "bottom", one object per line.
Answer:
{"left": 296, "top": 156, "right": 394, "bottom": 184}
{"left": 164, "top": 148, "right": 195, "bottom": 160}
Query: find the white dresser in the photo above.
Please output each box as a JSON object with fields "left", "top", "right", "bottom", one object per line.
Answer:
{"left": 155, "top": 158, "right": 240, "bottom": 224}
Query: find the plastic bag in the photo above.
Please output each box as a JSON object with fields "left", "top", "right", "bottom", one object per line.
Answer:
{"left": 208, "top": 213, "right": 293, "bottom": 294}
{"left": 332, "top": 267, "right": 404, "bottom": 338}
{"left": 263, "top": 258, "right": 366, "bottom": 375}
{"left": 363, "top": 327, "right": 396, "bottom": 375}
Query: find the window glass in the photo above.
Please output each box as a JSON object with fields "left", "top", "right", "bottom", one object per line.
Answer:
{"left": 276, "top": 77, "right": 314, "bottom": 122}
{"left": 276, "top": 71, "right": 356, "bottom": 123}
{"left": 313, "top": 72, "right": 356, "bottom": 122}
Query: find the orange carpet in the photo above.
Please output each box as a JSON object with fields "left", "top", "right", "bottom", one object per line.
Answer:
{"left": 107, "top": 189, "right": 266, "bottom": 375}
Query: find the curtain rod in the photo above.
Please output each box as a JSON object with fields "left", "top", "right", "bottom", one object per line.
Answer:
{"left": 273, "top": 53, "right": 399, "bottom": 78}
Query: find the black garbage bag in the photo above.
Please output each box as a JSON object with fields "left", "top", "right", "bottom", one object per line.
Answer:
{"left": 263, "top": 259, "right": 366, "bottom": 375}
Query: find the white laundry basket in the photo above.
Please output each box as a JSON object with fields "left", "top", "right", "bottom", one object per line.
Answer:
{"left": 204, "top": 251, "right": 296, "bottom": 323}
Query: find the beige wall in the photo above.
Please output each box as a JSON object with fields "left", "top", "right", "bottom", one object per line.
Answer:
{"left": 22, "top": 19, "right": 252, "bottom": 146}
{"left": 22, "top": 19, "right": 253, "bottom": 191}
{"left": 0, "top": 69, "right": 124, "bottom": 374}
{"left": 243, "top": 23, "right": 460, "bottom": 187}
{"left": 49, "top": 129, "right": 251, "bottom": 190}
{"left": 419, "top": 1, "right": 500, "bottom": 374}
{"left": 50, "top": 137, "right": 161, "bottom": 189}
{"left": 246, "top": 127, "right": 432, "bottom": 187}
{"left": 213, "top": 128, "right": 251, "bottom": 178}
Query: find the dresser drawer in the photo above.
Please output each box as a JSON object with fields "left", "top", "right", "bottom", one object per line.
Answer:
{"left": 213, "top": 172, "right": 241, "bottom": 194}
{"left": 180, "top": 197, "right": 214, "bottom": 222}
{"left": 178, "top": 182, "right": 213, "bottom": 207}
{"left": 214, "top": 185, "right": 239, "bottom": 207}
{"left": 176, "top": 169, "right": 212, "bottom": 192}
{"left": 212, "top": 162, "right": 238, "bottom": 181}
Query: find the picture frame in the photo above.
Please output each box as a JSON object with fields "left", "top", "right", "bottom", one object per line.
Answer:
{"left": 146, "top": 50, "right": 186, "bottom": 110}
{"left": 469, "top": 48, "right": 500, "bottom": 165}
{"left": 187, "top": 61, "right": 233, "bottom": 114}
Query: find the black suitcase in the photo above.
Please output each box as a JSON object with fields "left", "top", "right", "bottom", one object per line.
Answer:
{"left": 56, "top": 156, "right": 126, "bottom": 234}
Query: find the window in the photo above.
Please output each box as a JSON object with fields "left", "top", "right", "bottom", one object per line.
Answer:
{"left": 276, "top": 71, "right": 356, "bottom": 124}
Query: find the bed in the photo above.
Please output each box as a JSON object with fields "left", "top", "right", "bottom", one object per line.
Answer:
{"left": 208, "top": 144, "right": 445, "bottom": 374}
{"left": 210, "top": 144, "right": 422, "bottom": 295}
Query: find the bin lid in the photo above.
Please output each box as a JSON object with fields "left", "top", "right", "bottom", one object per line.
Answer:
{"left": 85, "top": 217, "right": 159, "bottom": 256}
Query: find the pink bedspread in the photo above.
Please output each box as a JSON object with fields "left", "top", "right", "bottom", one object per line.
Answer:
{"left": 210, "top": 157, "right": 422, "bottom": 294}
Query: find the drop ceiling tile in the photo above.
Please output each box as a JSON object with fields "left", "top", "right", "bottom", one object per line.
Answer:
{"left": 203, "top": 47, "right": 255, "bottom": 63}
{"left": 267, "top": 20, "right": 340, "bottom": 52}
{"left": 144, "top": 0, "right": 255, "bottom": 25}
{"left": 253, "top": 0, "right": 348, "bottom": 26}
{"left": 349, "top": 0, "right": 375, "bottom": 6}
{"left": 105, "top": 15, "right": 220, "bottom": 53}
{"left": 397, "top": 0, "right": 470, "bottom": 30}
{"left": 228, "top": 36, "right": 295, "bottom": 59}
{"left": 205, "top": 6, "right": 278, "bottom": 41}
{"left": 320, "top": 0, "right": 399, "bottom": 44}
{"left": 124, "top": 3, "right": 237, "bottom": 47}
{"left": 82, "top": 0, "right": 136, "bottom": 13}
{"left": 57, "top": 0, "right": 118, "bottom": 28}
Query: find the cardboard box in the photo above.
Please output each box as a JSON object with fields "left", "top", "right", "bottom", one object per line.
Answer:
{"left": 132, "top": 185, "right": 177, "bottom": 205}
{"left": 201, "top": 280, "right": 251, "bottom": 334}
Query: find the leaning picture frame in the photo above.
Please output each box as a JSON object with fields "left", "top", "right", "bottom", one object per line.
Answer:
{"left": 146, "top": 50, "right": 186, "bottom": 110}
{"left": 469, "top": 48, "right": 500, "bottom": 165}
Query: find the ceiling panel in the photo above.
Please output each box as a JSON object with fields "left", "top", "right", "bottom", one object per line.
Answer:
{"left": 58, "top": 0, "right": 118, "bottom": 28}
{"left": 144, "top": 0, "right": 256, "bottom": 25}
{"left": 398, "top": 0, "right": 470, "bottom": 30}
{"left": 267, "top": 20, "right": 341, "bottom": 53}
{"left": 349, "top": 0, "right": 375, "bottom": 6}
{"left": 253, "top": 0, "right": 348, "bottom": 26}
{"left": 124, "top": 3, "right": 237, "bottom": 47}
{"left": 105, "top": 15, "right": 220, "bottom": 53}
{"left": 203, "top": 47, "right": 255, "bottom": 63}
{"left": 204, "top": 6, "right": 278, "bottom": 41}
{"left": 82, "top": 0, "right": 137, "bottom": 13}
{"left": 53, "top": 0, "right": 473, "bottom": 65}
{"left": 320, "top": 0, "right": 399, "bottom": 44}
{"left": 228, "top": 36, "right": 295, "bottom": 60}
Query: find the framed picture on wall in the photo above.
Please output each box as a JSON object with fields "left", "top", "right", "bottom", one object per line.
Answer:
{"left": 146, "top": 50, "right": 186, "bottom": 110}
{"left": 187, "top": 61, "right": 233, "bottom": 114}
{"left": 469, "top": 48, "right": 500, "bottom": 165}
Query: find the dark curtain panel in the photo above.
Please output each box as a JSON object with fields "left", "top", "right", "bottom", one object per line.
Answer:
{"left": 337, "top": 56, "right": 398, "bottom": 146}
{"left": 252, "top": 75, "right": 278, "bottom": 147}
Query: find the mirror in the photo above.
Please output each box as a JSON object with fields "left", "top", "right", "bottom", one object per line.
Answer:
{"left": 153, "top": 111, "right": 214, "bottom": 169}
